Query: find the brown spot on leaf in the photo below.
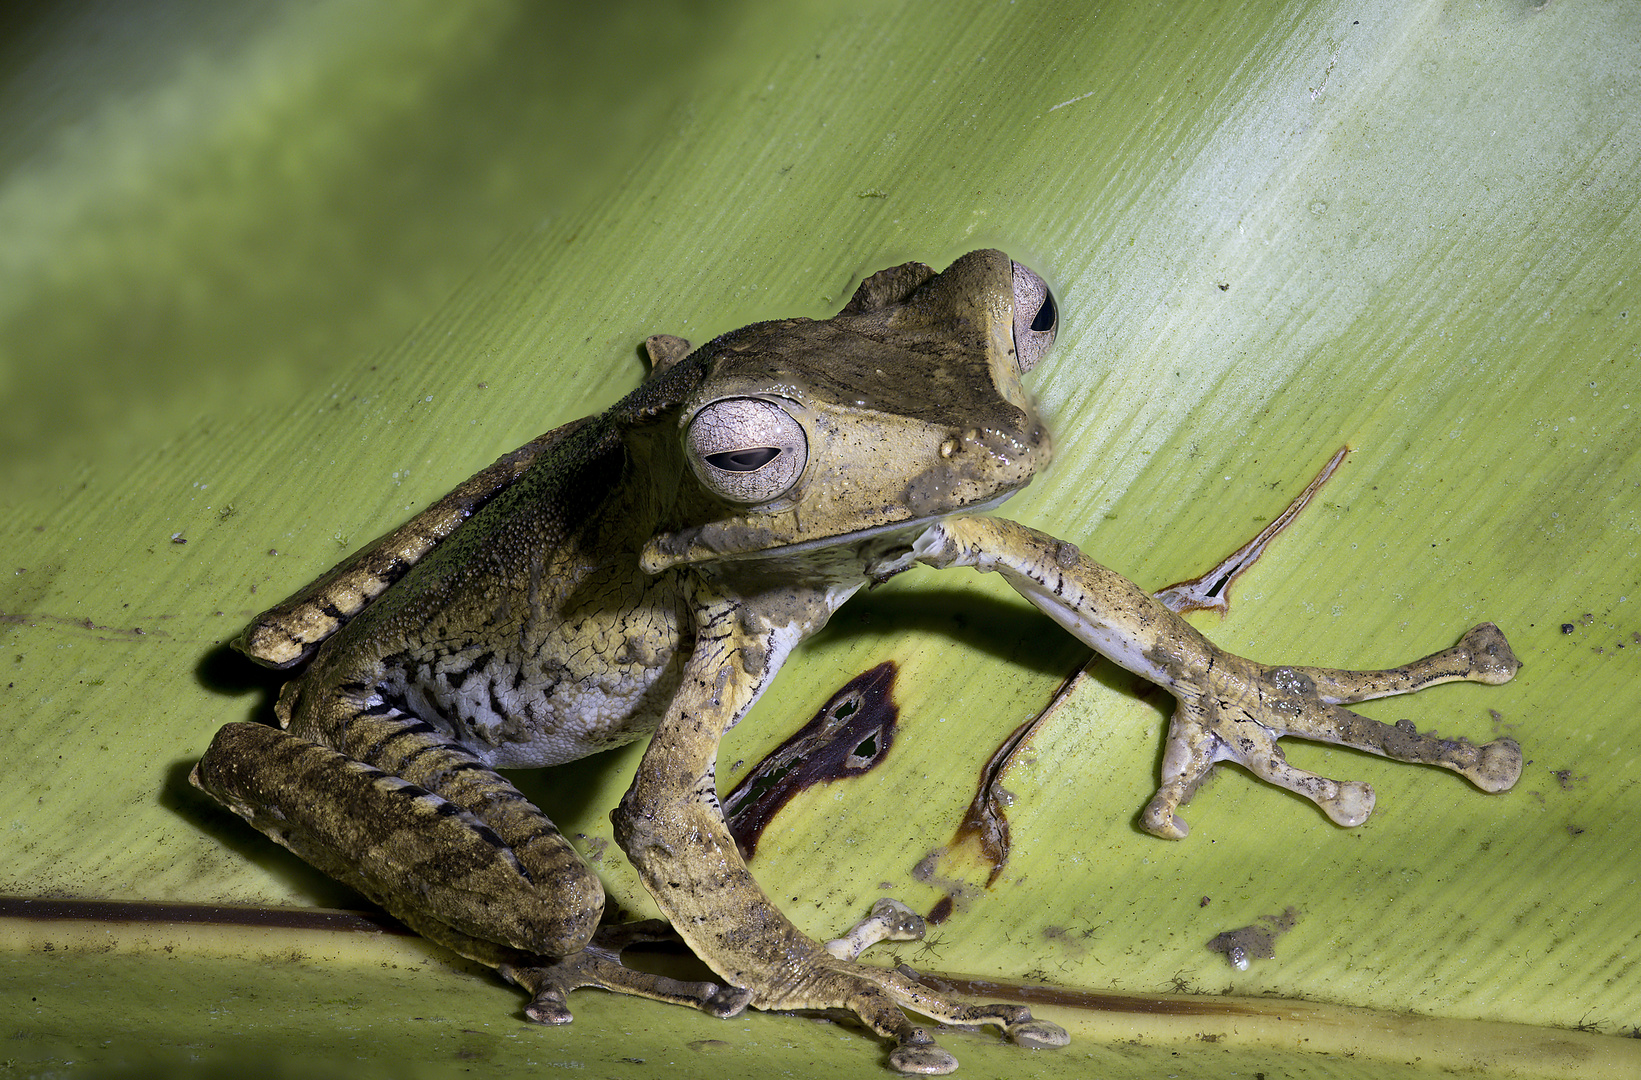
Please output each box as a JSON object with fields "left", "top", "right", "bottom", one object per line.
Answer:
{"left": 954, "top": 717, "right": 1036, "bottom": 887}
{"left": 0, "top": 611, "right": 168, "bottom": 643}
{"left": 950, "top": 659, "right": 1089, "bottom": 886}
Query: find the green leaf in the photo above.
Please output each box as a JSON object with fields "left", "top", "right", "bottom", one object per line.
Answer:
{"left": 4, "top": 0, "right": 1638, "bottom": 1076}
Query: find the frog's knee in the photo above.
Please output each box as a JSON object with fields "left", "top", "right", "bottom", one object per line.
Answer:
{"left": 530, "top": 862, "right": 604, "bottom": 957}
{"left": 609, "top": 789, "right": 668, "bottom": 854}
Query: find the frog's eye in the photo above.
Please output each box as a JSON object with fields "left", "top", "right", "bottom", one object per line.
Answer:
{"left": 685, "top": 397, "right": 808, "bottom": 504}
{"left": 1011, "top": 261, "right": 1058, "bottom": 373}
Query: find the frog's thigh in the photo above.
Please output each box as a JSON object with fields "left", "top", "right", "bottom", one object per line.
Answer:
{"left": 192, "top": 719, "right": 601, "bottom": 961}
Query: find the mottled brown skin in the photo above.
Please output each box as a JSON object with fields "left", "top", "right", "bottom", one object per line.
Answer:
{"left": 192, "top": 249, "right": 1520, "bottom": 1075}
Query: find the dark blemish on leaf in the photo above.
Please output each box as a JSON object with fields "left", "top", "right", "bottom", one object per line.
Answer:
{"left": 910, "top": 847, "right": 978, "bottom": 923}
{"left": 723, "top": 661, "right": 898, "bottom": 859}
{"left": 0, "top": 611, "right": 167, "bottom": 643}
{"left": 927, "top": 896, "right": 954, "bottom": 926}
{"left": 1561, "top": 624, "right": 1576, "bottom": 634}
{"left": 0, "top": 896, "right": 409, "bottom": 934}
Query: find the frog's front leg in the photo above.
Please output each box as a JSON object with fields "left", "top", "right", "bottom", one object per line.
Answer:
{"left": 191, "top": 702, "right": 749, "bottom": 1023}
{"left": 915, "top": 516, "right": 1522, "bottom": 839}
{"left": 611, "top": 582, "right": 1067, "bottom": 1076}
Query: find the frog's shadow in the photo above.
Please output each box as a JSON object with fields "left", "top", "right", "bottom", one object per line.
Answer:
{"left": 807, "top": 584, "right": 1089, "bottom": 674}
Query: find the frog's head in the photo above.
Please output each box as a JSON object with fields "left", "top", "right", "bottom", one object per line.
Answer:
{"left": 640, "top": 248, "right": 1057, "bottom": 571}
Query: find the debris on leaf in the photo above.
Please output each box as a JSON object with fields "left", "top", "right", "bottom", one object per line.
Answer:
{"left": 1207, "top": 907, "right": 1300, "bottom": 970}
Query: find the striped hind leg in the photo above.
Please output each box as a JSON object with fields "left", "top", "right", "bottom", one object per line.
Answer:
{"left": 191, "top": 706, "right": 744, "bottom": 1021}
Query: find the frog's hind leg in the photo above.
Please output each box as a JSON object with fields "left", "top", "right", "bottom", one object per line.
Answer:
{"left": 800, "top": 900, "right": 1068, "bottom": 1073}
{"left": 192, "top": 718, "right": 602, "bottom": 958}
{"left": 192, "top": 712, "right": 745, "bottom": 1023}
{"left": 1141, "top": 623, "right": 1523, "bottom": 838}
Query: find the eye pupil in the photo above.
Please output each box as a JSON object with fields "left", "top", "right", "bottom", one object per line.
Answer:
{"left": 706, "top": 447, "right": 781, "bottom": 472}
{"left": 1030, "top": 291, "right": 1057, "bottom": 333}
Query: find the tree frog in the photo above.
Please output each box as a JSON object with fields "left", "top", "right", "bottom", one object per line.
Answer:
{"left": 193, "top": 250, "right": 1521, "bottom": 1074}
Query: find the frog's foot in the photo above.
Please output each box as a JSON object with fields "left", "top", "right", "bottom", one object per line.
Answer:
{"left": 502, "top": 922, "right": 753, "bottom": 1025}
{"left": 768, "top": 951, "right": 1067, "bottom": 1075}
{"left": 826, "top": 898, "right": 927, "bottom": 961}
{"left": 744, "top": 904, "right": 1066, "bottom": 1075}
{"left": 1141, "top": 623, "right": 1524, "bottom": 839}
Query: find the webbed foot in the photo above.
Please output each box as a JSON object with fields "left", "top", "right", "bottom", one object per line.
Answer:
{"left": 1143, "top": 623, "right": 1523, "bottom": 838}
{"left": 765, "top": 902, "right": 1068, "bottom": 1074}
{"left": 502, "top": 921, "right": 753, "bottom": 1024}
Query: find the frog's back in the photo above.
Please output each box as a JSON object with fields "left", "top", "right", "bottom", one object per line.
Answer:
{"left": 278, "top": 412, "right": 685, "bottom": 767}
{"left": 262, "top": 356, "right": 716, "bottom": 768}
{"left": 236, "top": 418, "right": 597, "bottom": 670}
{"left": 238, "top": 349, "right": 711, "bottom": 670}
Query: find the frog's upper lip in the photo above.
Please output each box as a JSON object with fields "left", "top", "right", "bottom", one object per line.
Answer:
{"left": 639, "top": 492, "right": 1015, "bottom": 574}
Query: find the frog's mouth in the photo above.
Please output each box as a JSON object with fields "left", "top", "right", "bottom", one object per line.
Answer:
{"left": 644, "top": 409, "right": 1049, "bottom": 575}
{"left": 638, "top": 491, "right": 1018, "bottom": 574}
